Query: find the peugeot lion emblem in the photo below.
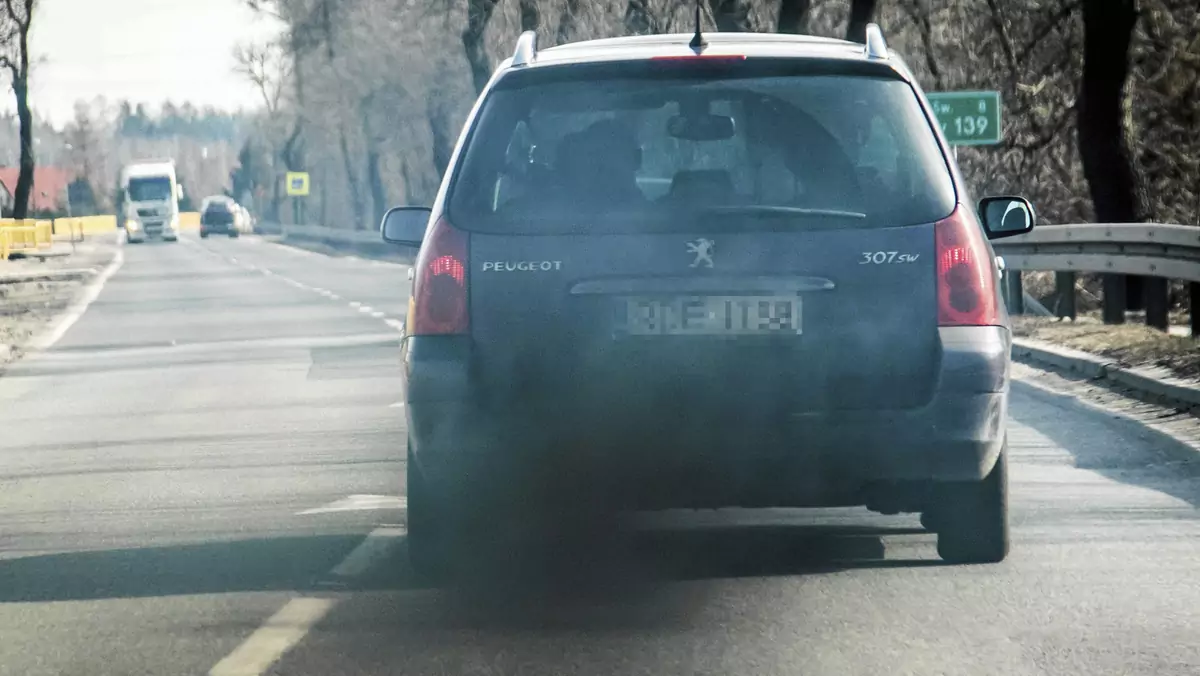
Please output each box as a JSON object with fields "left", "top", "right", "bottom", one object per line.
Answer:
{"left": 687, "top": 238, "right": 715, "bottom": 268}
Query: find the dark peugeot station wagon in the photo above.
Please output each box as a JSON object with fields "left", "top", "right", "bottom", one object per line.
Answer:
{"left": 382, "top": 25, "right": 1036, "bottom": 577}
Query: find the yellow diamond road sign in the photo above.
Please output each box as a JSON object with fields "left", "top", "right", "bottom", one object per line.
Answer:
{"left": 286, "top": 172, "right": 310, "bottom": 197}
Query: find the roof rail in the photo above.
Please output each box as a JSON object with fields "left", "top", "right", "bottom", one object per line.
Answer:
{"left": 864, "top": 23, "right": 888, "bottom": 59}
{"left": 512, "top": 30, "right": 537, "bottom": 67}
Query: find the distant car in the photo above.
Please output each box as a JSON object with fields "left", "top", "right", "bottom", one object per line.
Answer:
{"left": 383, "top": 26, "right": 1038, "bottom": 578}
{"left": 234, "top": 204, "right": 255, "bottom": 234}
{"left": 199, "top": 197, "right": 239, "bottom": 238}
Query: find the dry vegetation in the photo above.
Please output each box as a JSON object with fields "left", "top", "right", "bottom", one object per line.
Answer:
{"left": 1014, "top": 315, "right": 1200, "bottom": 379}
{"left": 235, "top": 0, "right": 1199, "bottom": 232}
{"left": 0, "top": 236, "right": 118, "bottom": 363}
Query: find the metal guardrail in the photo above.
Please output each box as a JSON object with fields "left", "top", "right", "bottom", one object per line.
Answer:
{"left": 281, "top": 223, "right": 382, "bottom": 245}
{"left": 267, "top": 222, "right": 414, "bottom": 263}
{"left": 994, "top": 223, "right": 1200, "bottom": 281}
{"left": 993, "top": 223, "right": 1200, "bottom": 333}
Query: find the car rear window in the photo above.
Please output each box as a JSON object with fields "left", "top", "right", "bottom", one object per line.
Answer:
{"left": 446, "top": 61, "right": 956, "bottom": 234}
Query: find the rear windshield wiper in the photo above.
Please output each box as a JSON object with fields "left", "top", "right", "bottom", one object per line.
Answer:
{"left": 698, "top": 205, "right": 868, "bottom": 220}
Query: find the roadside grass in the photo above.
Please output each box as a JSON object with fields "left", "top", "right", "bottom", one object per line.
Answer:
{"left": 1013, "top": 315, "right": 1200, "bottom": 379}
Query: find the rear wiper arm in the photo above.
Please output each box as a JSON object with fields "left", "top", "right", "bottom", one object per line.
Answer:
{"left": 698, "top": 205, "right": 868, "bottom": 220}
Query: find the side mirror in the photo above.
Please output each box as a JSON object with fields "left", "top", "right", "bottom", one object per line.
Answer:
{"left": 381, "top": 206, "right": 432, "bottom": 246}
{"left": 978, "top": 196, "right": 1035, "bottom": 240}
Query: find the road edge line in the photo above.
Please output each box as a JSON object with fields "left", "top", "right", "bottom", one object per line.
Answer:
{"left": 206, "top": 597, "right": 337, "bottom": 676}
{"left": 25, "top": 238, "right": 125, "bottom": 353}
{"left": 1013, "top": 337, "right": 1200, "bottom": 412}
{"left": 206, "top": 526, "right": 405, "bottom": 675}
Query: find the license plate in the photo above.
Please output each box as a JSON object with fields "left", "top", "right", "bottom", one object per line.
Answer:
{"left": 621, "top": 295, "right": 802, "bottom": 336}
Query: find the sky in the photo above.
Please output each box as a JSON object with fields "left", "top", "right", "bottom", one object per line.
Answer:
{"left": 29, "top": 0, "right": 285, "bottom": 127}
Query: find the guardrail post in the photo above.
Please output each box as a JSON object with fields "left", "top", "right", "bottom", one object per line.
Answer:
{"left": 1191, "top": 283, "right": 1200, "bottom": 337}
{"left": 1054, "top": 272, "right": 1077, "bottom": 320}
{"left": 1102, "top": 274, "right": 1126, "bottom": 324}
{"left": 1004, "top": 270, "right": 1024, "bottom": 314}
{"left": 1144, "top": 277, "right": 1169, "bottom": 331}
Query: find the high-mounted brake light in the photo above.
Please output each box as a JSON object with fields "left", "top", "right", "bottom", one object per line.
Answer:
{"left": 411, "top": 216, "right": 468, "bottom": 335}
{"left": 935, "top": 205, "right": 999, "bottom": 326}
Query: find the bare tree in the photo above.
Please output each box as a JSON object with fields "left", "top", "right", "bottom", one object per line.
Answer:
{"left": 846, "top": 0, "right": 879, "bottom": 42}
{"left": 899, "top": 0, "right": 944, "bottom": 89}
{"left": 0, "top": 0, "right": 36, "bottom": 219}
{"left": 625, "top": 0, "right": 661, "bottom": 35}
{"left": 1077, "top": 0, "right": 1149, "bottom": 323}
{"left": 777, "top": 0, "right": 812, "bottom": 33}
{"left": 709, "top": 0, "right": 753, "bottom": 31}
{"left": 518, "top": 0, "right": 540, "bottom": 32}
{"left": 233, "top": 41, "right": 291, "bottom": 115}
{"left": 555, "top": 0, "right": 581, "bottom": 44}
{"left": 463, "top": 0, "right": 501, "bottom": 93}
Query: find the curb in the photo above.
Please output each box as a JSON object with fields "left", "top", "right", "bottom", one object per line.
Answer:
{"left": 1013, "top": 337, "right": 1200, "bottom": 411}
{"left": 0, "top": 267, "right": 98, "bottom": 285}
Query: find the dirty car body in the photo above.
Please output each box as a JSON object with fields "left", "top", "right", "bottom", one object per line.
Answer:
{"left": 384, "top": 27, "right": 1036, "bottom": 572}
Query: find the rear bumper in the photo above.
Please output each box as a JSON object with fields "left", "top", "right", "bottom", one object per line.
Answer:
{"left": 404, "top": 327, "right": 1011, "bottom": 508}
{"left": 129, "top": 222, "right": 176, "bottom": 240}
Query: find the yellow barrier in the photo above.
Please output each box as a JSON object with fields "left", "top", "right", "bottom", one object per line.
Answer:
{"left": 48, "top": 213, "right": 199, "bottom": 234}
{"left": 179, "top": 212, "right": 200, "bottom": 230}
{"left": 0, "top": 218, "right": 54, "bottom": 258}
{"left": 74, "top": 215, "right": 118, "bottom": 234}
{"left": 1, "top": 213, "right": 201, "bottom": 257}
{"left": 52, "top": 217, "right": 86, "bottom": 242}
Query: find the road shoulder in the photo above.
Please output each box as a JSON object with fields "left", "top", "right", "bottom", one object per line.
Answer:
{"left": 0, "top": 233, "right": 123, "bottom": 366}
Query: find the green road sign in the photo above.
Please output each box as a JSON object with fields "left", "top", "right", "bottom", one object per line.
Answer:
{"left": 926, "top": 91, "right": 1002, "bottom": 146}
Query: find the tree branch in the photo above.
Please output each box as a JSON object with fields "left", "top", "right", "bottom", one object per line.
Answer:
{"left": 0, "top": 53, "right": 16, "bottom": 80}
{"left": 1017, "top": 0, "right": 1079, "bottom": 63}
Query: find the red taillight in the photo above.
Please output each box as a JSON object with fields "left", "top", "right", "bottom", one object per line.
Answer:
{"left": 411, "top": 216, "right": 468, "bottom": 335}
{"left": 935, "top": 205, "right": 999, "bottom": 326}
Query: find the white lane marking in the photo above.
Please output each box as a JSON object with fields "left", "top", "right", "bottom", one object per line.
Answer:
{"left": 229, "top": 257, "right": 238, "bottom": 263}
{"left": 27, "top": 242, "right": 125, "bottom": 352}
{"left": 328, "top": 527, "right": 405, "bottom": 578}
{"left": 327, "top": 294, "right": 342, "bottom": 301}
{"left": 384, "top": 318, "right": 405, "bottom": 331}
{"left": 370, "top": 311, "right": 385, "bottom": 319}
{"left": 357, "top": 306, "right": 374, "bottom": 314}
{"left": 389, "top": 401, "right": 405, "bottom": 408}
{"left": 208, "top": 523, "right": 406, "bottom": 675}
{"left": 349, "top": 301, "right": 362, "bottom": 308}
{"left": 297, "top": 494, "right": 407, "bottom": 515}
{"left": 207, "top": 597, "right": 336, "bottom": 676}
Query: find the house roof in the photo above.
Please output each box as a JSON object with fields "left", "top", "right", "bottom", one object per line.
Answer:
{"left": 0, "top": 166, "right": 73, "bottom": 212}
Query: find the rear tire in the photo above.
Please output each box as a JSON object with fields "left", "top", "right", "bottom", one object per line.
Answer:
{"left": 229, "top": 231, "right": 239, "bottom": 238}
{"left": 934, "top": 443, "right": 1010, "bottom": 564}
{"left": 200, "top": 231, "right": 209, "bottom": 239}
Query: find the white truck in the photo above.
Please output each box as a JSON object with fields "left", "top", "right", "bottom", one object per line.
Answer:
{"left": 116, "top": 160, "right": 184, "bottom": 242}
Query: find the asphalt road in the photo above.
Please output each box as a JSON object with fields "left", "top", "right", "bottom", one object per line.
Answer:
{"left": 2, "top": 233, "right": 1200, "bottom": 675}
